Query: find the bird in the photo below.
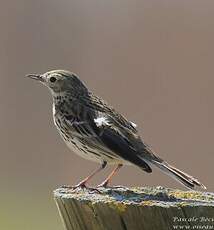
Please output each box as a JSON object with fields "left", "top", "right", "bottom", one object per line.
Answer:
{"left": 27, "top": 70, "right": 206, "bottom": 190}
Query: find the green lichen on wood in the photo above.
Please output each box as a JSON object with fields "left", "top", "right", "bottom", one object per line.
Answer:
{"left": 168, "top": 190, "right": 214, "bottom": 201}
{"left": 54, "top": 186, "right": 214, "bottom": 230}
{"left": 108, "top": 201, "right": 127, "bottom": 213}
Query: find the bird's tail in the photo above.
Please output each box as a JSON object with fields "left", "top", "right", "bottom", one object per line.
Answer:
{"left": 150, "top": 160, "right": 206, "bottom": 190}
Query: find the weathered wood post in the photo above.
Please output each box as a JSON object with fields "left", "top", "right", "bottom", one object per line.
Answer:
{"left": 54, "top": 186, "right": 214, "bottom": 230}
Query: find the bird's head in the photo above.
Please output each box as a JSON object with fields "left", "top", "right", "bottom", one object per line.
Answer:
{"left": 27, "top": 70, "right": 88, "bottom": 96}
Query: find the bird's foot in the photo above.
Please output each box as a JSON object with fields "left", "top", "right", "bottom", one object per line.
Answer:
{"left": 62, "top": 182, "right": 101, "bottom": 194}
{"left": 96, "top": 180, "right": 109, "bottom": 188}
{"left": 71, "top": 181, "right": 87, "bottom": 190}
{"left": 96, "top": 181, "right": 125, "bottom": 190}
{"left": 110, "top": 185, "right": 126, "bottom": 189}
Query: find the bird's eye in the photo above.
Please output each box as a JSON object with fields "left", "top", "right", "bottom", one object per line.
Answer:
{"left": 50, "top": 76, "right": 57, "bottom": 83}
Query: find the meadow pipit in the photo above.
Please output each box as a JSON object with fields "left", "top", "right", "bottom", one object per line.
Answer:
{"left": 27, "top": 70, "right": 206, "bottom": 190}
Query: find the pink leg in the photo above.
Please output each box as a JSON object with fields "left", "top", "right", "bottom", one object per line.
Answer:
{"left": 97, "top": 164, "right": 123, "bottom": 188}
{"left": 73, "top": 161, "right": 107, "bottom": 188}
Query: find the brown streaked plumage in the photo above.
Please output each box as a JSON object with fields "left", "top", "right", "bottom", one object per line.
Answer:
{"left": 27, "top": 70, "right": 206, "bottom": 190}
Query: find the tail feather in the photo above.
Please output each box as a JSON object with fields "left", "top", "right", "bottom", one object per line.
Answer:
{"left": 151, "top": 160, "right": 206, "bottom": 190}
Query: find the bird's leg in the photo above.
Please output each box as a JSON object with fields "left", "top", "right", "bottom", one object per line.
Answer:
{"left": 97, "top": 164, "right": 123, "bottom": 188}
{"left": 72, "top": 161, "right": 107, "bottom": 189}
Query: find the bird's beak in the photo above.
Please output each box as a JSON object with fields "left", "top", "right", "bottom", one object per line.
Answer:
{"left": 26, "top": 74, "right": 44, "bottom": 82}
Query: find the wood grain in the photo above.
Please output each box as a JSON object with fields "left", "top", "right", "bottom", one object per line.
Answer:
{"left": 54, "top": 186, "right": 214, "bottom": 230}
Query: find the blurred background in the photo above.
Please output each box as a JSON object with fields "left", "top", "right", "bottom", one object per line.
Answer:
{"left": 0, "top": 0, "right": 214, "bottom": 229}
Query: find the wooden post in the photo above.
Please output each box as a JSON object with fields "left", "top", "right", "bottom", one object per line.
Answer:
{"left": 54, "top": 186, "right": 214, "bottom": 230}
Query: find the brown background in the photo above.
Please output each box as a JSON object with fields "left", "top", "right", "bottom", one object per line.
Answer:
{"left": 0, "top": 0, "right": 213, "bottom": 229}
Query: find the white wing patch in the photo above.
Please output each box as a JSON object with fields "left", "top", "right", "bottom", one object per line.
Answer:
{"left": 130, "top": 121, "right": 137, "bottom": 128}
{"left": 94, "top": 117, "right": 110, "bottom": 127}
{"left": 94, "top": 116, "right": 137, "bottom": 129}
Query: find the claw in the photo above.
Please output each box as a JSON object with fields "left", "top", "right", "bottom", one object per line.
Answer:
{"left": 96, "top": 181, "right": 109, "bottom": 188}
{"left": 96, "top": 183, "right": 125, "bottom": 190}
{"left": 64, "top": 183, "right": 102, "bottom": 194}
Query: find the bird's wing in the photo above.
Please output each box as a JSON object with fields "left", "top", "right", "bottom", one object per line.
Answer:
{"left": 63, "top": 97, "right": 152, "bottom": 172}
{"left": 92, "top": 112, "right": 152, "bottom": 172}
{"left": 82, "top": 94, "right": 139, "bottom": 134}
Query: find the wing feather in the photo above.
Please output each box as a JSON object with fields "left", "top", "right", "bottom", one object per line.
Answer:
{"left": 63, "top": 97, "right": 152, "bottom": 172}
